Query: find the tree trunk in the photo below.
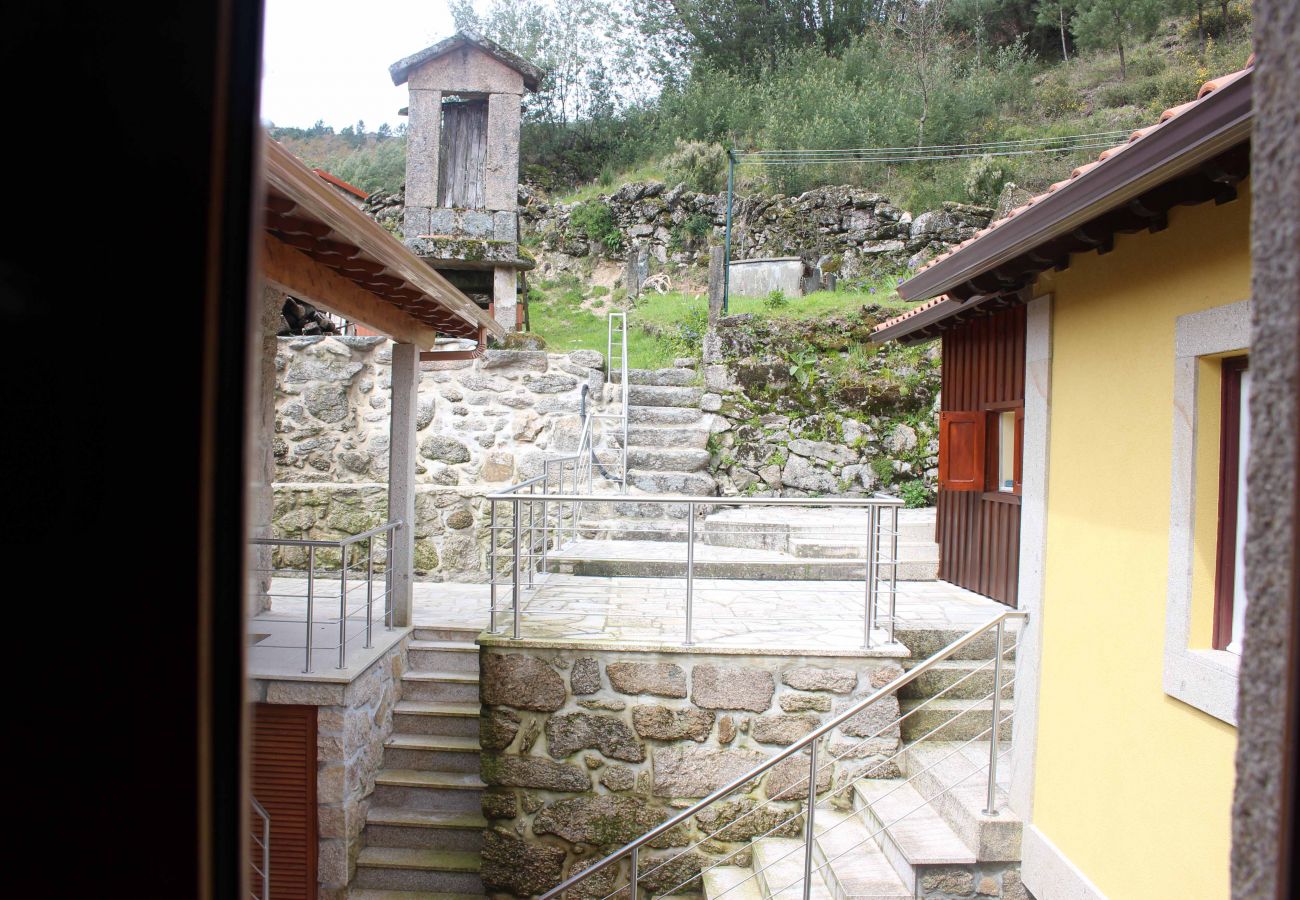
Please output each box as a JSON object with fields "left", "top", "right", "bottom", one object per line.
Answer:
{"left": 1118, "top": 39, "right": 1126, "bottom": 80}
{"left": 1060, "top": 4, "right": 1069, "bottom": 63}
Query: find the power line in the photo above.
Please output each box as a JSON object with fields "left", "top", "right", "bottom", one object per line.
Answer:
{"left": 742, "top": 142, "right": 1120, "bottom": 165}
{"left": 733, "top": 130, "right": 1131, "bottom": 164}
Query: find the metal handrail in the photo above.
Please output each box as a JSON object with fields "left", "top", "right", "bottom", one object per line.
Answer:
{"left": 538, "top": 609, "right": 1027, "bottom": 900}
{"left": 250, "top": 520, "right": 400, "bottom": 673}
{"left": 249, "top": 796, "right": 270, "bottom": 900}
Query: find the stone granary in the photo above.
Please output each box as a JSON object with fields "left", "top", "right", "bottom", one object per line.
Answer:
{"left": 390, "top": 31, "right": 544, "bottom": 334}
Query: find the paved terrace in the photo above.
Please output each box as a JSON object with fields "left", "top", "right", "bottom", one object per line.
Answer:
{"left": 253, "top": 574, "right": 1008, "bottom": 660}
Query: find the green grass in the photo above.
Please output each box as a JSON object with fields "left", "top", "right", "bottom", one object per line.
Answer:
{"left": 554, "top": 161, "right": 671, "bottom": 204}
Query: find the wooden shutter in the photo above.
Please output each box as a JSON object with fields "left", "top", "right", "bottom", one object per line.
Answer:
{"left": 938, "top": 410, "right": 986, "bottom": 492}
{"left": 438, "top": 99, "right": 488, "bottom": 209}
{"left": 251, "top": 703, "right": 317, "bottom": 899}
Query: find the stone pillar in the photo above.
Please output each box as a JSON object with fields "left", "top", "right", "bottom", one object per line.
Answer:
{"left": 248, "top": 284, "right": 284, "bottom": 618}
{"left": 703, "top": 246, "right": 725, "bottom": 363}
{"left": 493, "top": 267, "right": 518, "bottom": 332}
{"left": 484, "top": 92, "right": 522, "bottom": 211}
{"left": 403, "top": 89, "right": 442, "bottom": 238}
{"left": 387, "top": 342, "right": 419, "bottom": 627}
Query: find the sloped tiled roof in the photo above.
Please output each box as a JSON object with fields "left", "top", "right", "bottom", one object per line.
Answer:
{"left": 874, "top": 58, "right": 1255, "bottom": 339}
{"left": 389, "top": 30, "right": 545, "bottom": 90}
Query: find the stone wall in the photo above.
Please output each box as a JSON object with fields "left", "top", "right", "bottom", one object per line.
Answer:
{"left": 474, "top": 643, "right": 906, "bottom": 896}
{"left": 274, "top": 336, "right": 609, "bottom": 580}
{"left": 520, "top": 181, "right": 994, "bottom": 281}
{"left": 252, "top": 636, "right": 409, "bottom": 899}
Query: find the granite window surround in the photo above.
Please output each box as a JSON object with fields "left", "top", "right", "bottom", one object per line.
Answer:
{"left": 1163, "top": 299, "right": 1251, "bottom": 725}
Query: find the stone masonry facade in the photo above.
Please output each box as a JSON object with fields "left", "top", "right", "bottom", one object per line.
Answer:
{"left": 252, "top": 636, "right": 409, "bottom": 899}
{"left": 475, "top": 644, "right": 906, "bottom": 897}
{"left": 274, "top": 336, "right": 610, "bottom": 580}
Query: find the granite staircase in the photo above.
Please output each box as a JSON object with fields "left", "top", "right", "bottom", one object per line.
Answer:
{"left": 701, "top": 630, "right": 1020, "bottom": 900}
{"left": 349, "top": 626, "right": 486, "bottom": 900}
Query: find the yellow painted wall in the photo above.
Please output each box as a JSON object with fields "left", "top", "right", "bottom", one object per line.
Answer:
{"left": 1031, "top": 182, "right": 1250, "bottom": 899}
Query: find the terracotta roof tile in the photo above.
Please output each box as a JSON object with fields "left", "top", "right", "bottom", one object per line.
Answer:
{"left": 874, "top": 60, "right": 1253, "bottom": 337}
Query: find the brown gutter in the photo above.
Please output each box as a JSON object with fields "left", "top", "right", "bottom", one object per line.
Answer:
{"left": 898, "top": 68, "right": 1253, "bottom": 303}
{"left": 419, "top": 327, "right": 488, "bottom": 362}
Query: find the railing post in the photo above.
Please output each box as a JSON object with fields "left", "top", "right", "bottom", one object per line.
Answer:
{"left": 541, "top": 465, "right": 550, "bottom": 575}
{"left": 889, "top": 504, "right": 899, "bottom": 644}
{"left": 384, "top": 530, "right": 393, "bottom": 631}
{"left": 629, "top": 845, "right": 639, "bottom": 900}
{"left": 802, "top": 739, "right": 818, "bottom": 900}
{"left": 512, "top": 499, "right": 523, "bottom": 640}
{"left": 526, "top": 481, "right": 536, "bottom": 589}
{"left": 489, "top": 500, "right": 499, "bottom": 634}
{"left": 304, "top": 545, "right": 316, "bottom": 674}
{"left": 684, "top": 502, "right": 696, "bottom": 646}
{"left": 983, "top": 618, "right": 1006, "bottom": 816}
{"left": 364, "top": 539, "right": 374, "bottom": 649}
{"left": 863, "top": 504, "right": 878, "bottom": 650}
{"left": 338, "top": 552, "right": 348, "bottom": 670}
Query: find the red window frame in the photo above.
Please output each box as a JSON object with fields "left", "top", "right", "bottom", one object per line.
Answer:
{"left": 1212, "top": 355, "right": 1249, "bottom": 651}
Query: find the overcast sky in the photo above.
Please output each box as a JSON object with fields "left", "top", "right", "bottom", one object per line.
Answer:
{"left": 260, "top": 0, "right": 460, "bottom": 130}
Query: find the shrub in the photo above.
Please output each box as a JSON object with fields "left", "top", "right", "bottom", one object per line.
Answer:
{"left": 1034, "top": 75, "right": 1086, "bottom": 118}
{"left": 663, "top": 139, "right": 728, "bottom": 194}
{"left": 963, "top": 155, "right": 1007, "bottom": 206}
{"left": 1097, "top": 77, "right": 1160, "bottom": 109}
{"left": 569, "top": 201, "right": 622, "bottom": 253}
{"left": 900, "top": 479, "right": 933, "bottom": 508}
{"left": 870, "top": 456, "right": 895, "bottom": 482}
{"left": 763, "top": 290, "right": 790, "bottom": 311}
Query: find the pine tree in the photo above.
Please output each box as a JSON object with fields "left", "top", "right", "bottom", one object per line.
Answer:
{"left": 1070, "top": 0, "right": 1168, "bottom": 79}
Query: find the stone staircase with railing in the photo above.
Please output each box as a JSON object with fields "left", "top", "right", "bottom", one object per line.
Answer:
{"left": 700, "top": 630, "right": 1021, "bottom": 900}
{"left": 349, "top": 626, "right": 487, "bottom": 899}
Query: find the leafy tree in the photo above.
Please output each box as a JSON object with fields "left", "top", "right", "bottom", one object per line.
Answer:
{"left": 1070, "top": 0, "right": 1168, "bottom": 79}
{"left": 1035, "top": 0, "right": 1076, "bottom": 63}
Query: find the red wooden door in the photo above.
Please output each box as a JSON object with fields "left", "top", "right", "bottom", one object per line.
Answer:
{"left": 251, "top": 703, "right": 317, "bottom": 899}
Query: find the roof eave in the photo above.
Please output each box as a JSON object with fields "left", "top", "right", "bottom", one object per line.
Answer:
{"left": 896, "top": 68, "right": 1253, "bottom": 305}
{"left": 389, "top": 31, "right": 545, "bottom": 91}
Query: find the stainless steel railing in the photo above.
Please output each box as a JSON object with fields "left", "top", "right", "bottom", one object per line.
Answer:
{"left": 483, "top": 491, "right": 908, "bottom": 647}
{"left": 249, "top": 796, "right": 270, "bottom": 900}
{"left": 607, "top": 311, "right": 629, "bottom": 491}
{"left": 539, "top": 610, "right": 1027, "bottom": 900}
{"left": 249, "top": 520, "right": 400, "bottom": 673}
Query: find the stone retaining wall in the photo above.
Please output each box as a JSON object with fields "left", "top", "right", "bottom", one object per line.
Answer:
{"left": 475, "top": 643, "right": 906, "bottom": 896}
{"left": 274, "top": 336, "right": 609, "bottom": 580}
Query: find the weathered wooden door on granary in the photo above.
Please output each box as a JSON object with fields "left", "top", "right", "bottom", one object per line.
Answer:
{"left": 438, "top": 98, "right": 487, "bottom": 209}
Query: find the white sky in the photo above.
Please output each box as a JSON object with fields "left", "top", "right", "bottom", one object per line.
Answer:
{"left": 260, "top": 0, "right": 460, "bottom": 130}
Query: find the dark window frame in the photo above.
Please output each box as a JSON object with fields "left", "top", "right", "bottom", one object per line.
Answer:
{"left": 981, "top": 400, "right": 1024, "bottom": 504}
{"left": 1213, "top": 354, "right": 1250, "bottom": 651}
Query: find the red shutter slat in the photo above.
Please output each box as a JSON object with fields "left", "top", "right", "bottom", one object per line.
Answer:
{"left": 252, "top": 703, "right": 318, "bottom": 899}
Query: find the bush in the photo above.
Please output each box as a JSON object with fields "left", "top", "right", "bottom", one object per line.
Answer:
{"left": 663, "top": 139, "right": 728, "bottom": 194}
{"left": 569, "top": 201, "right": 622, "bottom": 253}
{"left": 763, "top": 290, "right": 790, "bottom": 311}
{"left": 964, "top": 155, "right": 1007, "bottom": 206}
{"left": 900, "top": 479, "right": 933, "bottom": 508}
{"left": 1097, "top": 77, "right": 1160, "bottom": 109}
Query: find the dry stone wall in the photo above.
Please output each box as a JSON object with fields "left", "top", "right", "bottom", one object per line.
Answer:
{"left": 475, "top": 643, "right": 905, "bottom": 897}
{"left": 274, "top": 336, "right": 608, "bottom": 580}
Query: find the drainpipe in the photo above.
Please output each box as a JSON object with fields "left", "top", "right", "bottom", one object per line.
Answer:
{"left": 723, "top": 148, "right": 735, "bottom": 316}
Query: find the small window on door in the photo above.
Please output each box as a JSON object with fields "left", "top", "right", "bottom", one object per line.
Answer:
{"left": 1213, "top": 356, "right": 1249, "bottom": 653}
{"left": 996, "top": 410, "right": 1017, "bottom": 492}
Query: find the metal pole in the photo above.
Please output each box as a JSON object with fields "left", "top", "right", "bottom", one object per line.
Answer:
{"left": 489, "top": 500, "right": 499, "bottom": 634}
{"left": 863, "top": 504, "right": 877, "bottom": 650}
{"left": 802, "top": 740, "right": 818, "bottom": 900}
{"left": 364, "top": 539, "right": 374, "bottom": 649}
{"left": 983, "top": 619, "right": 1005, "bottom": 816}
{"left": 541, "top": 466, "right": 550, "bottom": 575}
{"left": 723, "top": 149, "right": 735, "bottom": 316}
{"left": 304, "top": 545, "right": 316, "bottom": 674}
{"left": 512, "top": 500, "right": 523, "bottom": 640}
{"left": 685, "top": 503, "right": 696, "bottom": 646}
{"left": 384, "top": 528, "right": 393, "bottom": 631}
{"left": 338, "top": 554, "right": 348, "bottom": 670}
{"left": 889, "top": 504, "right": 899, "bottom": 644}
{"left": 629, "top": 845, "right": 639, "bottom": 900}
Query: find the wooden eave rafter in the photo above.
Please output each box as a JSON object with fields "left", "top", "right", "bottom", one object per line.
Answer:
{"left": 261, "top": 136, "right": 505, "bottom": 348}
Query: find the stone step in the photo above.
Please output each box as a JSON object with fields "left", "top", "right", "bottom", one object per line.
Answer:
{"left": 578, "top": 518, "right": 690, "bottom": 542}
{"left": 393, "top": 701, "right": 482, "bottom": 738}
{"left": 607, "top": 425, "right": 711, "bottom": 449}
{"left": 892, "top": 627, "right": 1019, "bottom": 662}
{"left": 577, "top": 498, "right": 716, "bottom": 520}
{"left": 702, "top": 866, "right": 765, "bottom": 900}
{"left": 612, "top": 367, "right": 699, "bottom": 387}
{"left": 408, "top": 640, "right": 479, "bottom": 674}
{"left": 627, "top": 404, "right": 704, "bottom": 425}
{"left": 548, "top": 543, "right": 888, "bottom": 581}
{"left": 353, "top": 847, "right": 482, "bottom": 894}
{"left": 383, "top": 734, "right": 482, "bottom": 773}
{"left": 348, "top": 891, "right": 483, "bottom": 900}
{"left": 625, "top": 469, "right": 717, "bottom": 495}
{"left": 591, "top": 447, "right": 712, "bottom": 472}
{"left": 401, "top": 671, "right": 480, "bottom": 704}
{"left": 811, "top": 809, "right": 916, "bottom": 900}
{"left": 899, "top": 699, "right": 1013, "bottom": 743}
{"left": 372, "top": 769, "right": 485, "bottom": 812}
{"left": 752, "top": 837, "right": 834, "bottom": 899}
{"left": 412, "top": 626, "right": 483, "bottom": 643}
{"left": 901, "top": 742, "right": 1020, "bottom": 862}
{"left": 363, "top": 807, "right": 488, "bottom": 852}
{"left": 789, "top": 538, "right": 939, "bottom": 562}
{"left": 851, "top": 780, "right": 976, "bottom": 893}
{"left": 899, "top": 660, "right": 1015, "bottom": 702}
{"left": 627, "top": 384, "right": 704, "bottom": 408}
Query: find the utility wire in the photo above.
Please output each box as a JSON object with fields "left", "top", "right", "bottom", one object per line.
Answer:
{"left": 733, "top": 130, "right": 1130, "bottom": 165}
{"left": 742, "top": 142, "right": 1119, "bottom": 165}
{"left": 737, "top": 129, "right": 1130, "bottom": 155}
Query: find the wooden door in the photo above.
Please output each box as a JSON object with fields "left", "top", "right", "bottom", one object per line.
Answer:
{"left": 438, "top": 99, "right": 488, "bottom": 209}
{"left": 251, "top": 703, "right": 317, "bottom": 899}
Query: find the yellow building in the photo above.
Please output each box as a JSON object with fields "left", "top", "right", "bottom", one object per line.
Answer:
{"left": 875, "top": 63, "right": 1254, "bottom": 899}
